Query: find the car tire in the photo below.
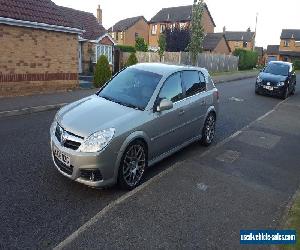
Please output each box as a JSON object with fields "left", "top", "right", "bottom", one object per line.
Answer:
{"left": 201, "top": 113, "right": 216, "bottom": 147}
{"left": 281, "top": 86, "right": 289, "bottom": 100}
{"left": 291, "top": 85, "right": 296, "bottom": 95}
{"left": 118, "top": 141, "right": 147, "bottom": 190}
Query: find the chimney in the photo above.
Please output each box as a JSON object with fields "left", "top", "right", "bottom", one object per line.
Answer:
{"left": 247, "top": 27, "right": 251, "bottom": 32}
{"left": 97, "top": 5, "right": 102, "bottom": 25}
{"left": 223, "top": 26, "right": 226, "bottom": 33}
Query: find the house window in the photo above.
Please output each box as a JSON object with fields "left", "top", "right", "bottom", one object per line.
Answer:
{"left": 120, "top": 32, "right": 123, "bottom": 40}
{"left": 284, "top": 40, "right": 289, "bottom": 47}
{"left": 151, "top": 24, "right": 157, "bottom": 35}
{"left": 160, "top": 24, "right": 166, "bottom": 33}
{"left": 116, "top": 32, "right": 119, "bottom": 40}
{"left": 179, "top": 22, "right": 186, "bottom": 29}
{"left": 235, "top": 41, "right": 240, "bottom": 47}
{"left": 135, "top": 33, "right": 139, "bottom": 39}
{"left": 111, "top": 33, "right": 115, "bottom": 39}
{"left": 94, "top": 44, "right": 113, "bottom": 64}
{"left": 296, "top": 41, "right": 300, "bottom": 47}
{"left": 243, "top": 42, "right": 248, "bottom": 48}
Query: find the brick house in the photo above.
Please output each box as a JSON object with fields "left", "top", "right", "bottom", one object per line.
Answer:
{"left": 203, "top": 33, "right": 231, "bottom": 55}
{"left": 266, "top": 45, "right": 280, "bottom": 63}
{"left": 279, "top": 29, "right": 300, "bottom": 62}
{"left": 108, "top": 16, "right": 149, "bottom": 47}
{"left": 0, "top": 0, "right": 84, "bottom": 96}
{"left": 223, "top": 27, "right": 255, "bottom": 52}
{"left": 148, "top": 4, "right": 216, "bottom": 50}
{"left": 60, "top": 5, "right": 115, "bottom": 75}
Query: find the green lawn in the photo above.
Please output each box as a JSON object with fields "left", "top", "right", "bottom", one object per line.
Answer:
{"left": 281, "top": 192, "right": 300, "bottom": 250}
{"left": 210, "top": 69, "right": 258, "bottom": 77}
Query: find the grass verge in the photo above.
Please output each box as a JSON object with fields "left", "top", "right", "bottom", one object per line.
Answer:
{"left": 281, "top": 192, "right": 300, "bottom": 250}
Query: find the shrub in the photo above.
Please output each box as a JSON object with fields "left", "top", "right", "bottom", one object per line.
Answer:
{"left": 116, "top": 45, "right": 136, "bottom": 53}
{"left": 126, "top": 53, "right": 138, "bottom": 67}
{"left": 94, "top": 55, "right": 112, "bottom": 88}
{"left": 293, "top": 60, "right": 300, "bottom": 70}
{"left": 233, "top": 49, "right": 258, "bottom": 70}
{"left": 135, "top": 37, "right": 148, "bottom": 52}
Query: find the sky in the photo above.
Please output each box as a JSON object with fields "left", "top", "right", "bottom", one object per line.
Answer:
{"left": 53, "top": 0, "right": 300, "bottom": 48}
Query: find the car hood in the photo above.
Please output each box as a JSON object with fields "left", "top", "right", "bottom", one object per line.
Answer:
{"left": 56, "top": 95, "right": 141, "bottom": 138}
{"left": 259, "top": 72, "right": 287, "bottom": 83}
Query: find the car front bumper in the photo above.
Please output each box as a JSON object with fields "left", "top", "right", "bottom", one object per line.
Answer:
{"left": 256, "top": 83, "right": 286, "bottom": 96}
{"left": 50, "top": 133, "right": 120, "bottom": 188}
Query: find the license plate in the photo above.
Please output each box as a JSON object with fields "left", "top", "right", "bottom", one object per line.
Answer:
{"left": 53, "top": 146, "right": 71, "bottom": 167}
{"left": 264, "top": 86, "right": 273, "bottom": 91}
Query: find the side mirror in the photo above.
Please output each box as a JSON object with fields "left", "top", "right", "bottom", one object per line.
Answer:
{"left": 156, "top": 99, "right": 173, "bottom": 112}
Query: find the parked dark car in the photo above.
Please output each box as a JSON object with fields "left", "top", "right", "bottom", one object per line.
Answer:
{"left": 255, "top": 61, "right": 296, "bottom": 99}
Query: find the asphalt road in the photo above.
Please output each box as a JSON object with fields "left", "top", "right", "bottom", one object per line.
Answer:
{"left": 0, "top": 76, "right": 289, "bottom": 249}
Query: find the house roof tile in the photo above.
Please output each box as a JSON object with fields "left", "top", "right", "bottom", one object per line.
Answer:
{"left": 0, "top": 0, "right": 75, "bottom": 28}
{"left": 266, "top": 45, "right": 279, "bottom": 55}
{"left": 150, "top": 4, "right": 216, "bottom": 27}
{"left": 203, "top": 33, "right": 228, "bottom": 51}
{"left": 108, "top": 16, "right": 147, "bottom": 32}
{"left": 280, "top": 29, "right": 300, "bottom": 40}
{"left": 59, "top": 6, "right": 107, "bottom": 40}
{"left": 224, "top": 31, "right": 255, "bottom": 42}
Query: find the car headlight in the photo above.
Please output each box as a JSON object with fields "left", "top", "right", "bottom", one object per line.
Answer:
{"left": 79, "top": 128, "right": 115, "bottom": 153}
{"left": 277, "top": 82, "right": 285, "bottom": 87}
{"left": 50, "top": 114, "right": 58, "bottom": 135}
{"left": 257, "top": 76, "right": 262, "bottom": 83}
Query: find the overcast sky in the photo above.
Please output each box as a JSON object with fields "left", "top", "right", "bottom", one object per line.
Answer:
{"left": 53, "top": 0, "right": 300, "bottom": 48}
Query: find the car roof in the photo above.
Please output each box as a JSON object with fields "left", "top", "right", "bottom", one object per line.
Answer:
{"left": 269, "top": 61, "right": 292, "bottom": 66}
{"left": 130, "top": 63, "right": 208, "bottom": 76}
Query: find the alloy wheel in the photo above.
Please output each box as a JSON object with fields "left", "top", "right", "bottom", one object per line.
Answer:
{"left": 122, "top": 144, "right": 146, "bottom": 188}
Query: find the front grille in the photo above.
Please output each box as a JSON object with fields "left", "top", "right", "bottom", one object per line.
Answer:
{"left": 262, "top": 80, "right": 277, "bottom": 87}
{"left": 55, "top": 124, "right": 83, "bottom": 151}
{"left": 80, "top": 169, "right": 103, "bottom": 182}
{"left": 53, "top": 155, "right": 74, "bottom": 175}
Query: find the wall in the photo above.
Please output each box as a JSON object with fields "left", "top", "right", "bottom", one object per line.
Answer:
{"left": 0, "top": 24, "right": 79, "bottom": 97}
{"left": 213, "top": 37, "right": 231, "bottom": 55}
{"left": 280, "top": 39, "right": 300, "bottom": 52}
{"left": 228, "top": 40, "right": 254, "bottom": 52}
{"left": 122, "top": 51, "right": 238, "bottom": 72}
{"left": 149, "top": 8, "right": 215, "bottom": 49}
{"left": 125, "top": 19, "right": 149, "bottom": 46}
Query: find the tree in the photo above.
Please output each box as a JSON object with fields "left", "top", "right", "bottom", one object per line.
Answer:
{"left": 188, "top": 0, "right": 205, "bottom": 65}
{"left": 135, "top": 37, "right": 148, "bottom": 52}
{"left": 94, "top": 55, "right": 112, "bottom": 88}
{"left": 165, "top": 27, "right": 190, "bottom": 52}
{"left": 126, "top": 52, "right": 138, "bottom": 67}
{"left": 158, "top": 34, "right": 166, "bottom": 62}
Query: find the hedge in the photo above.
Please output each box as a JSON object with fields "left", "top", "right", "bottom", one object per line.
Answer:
{"left": 116, "top": 45, "right": 136, "bottom": 53}
{"left": 233, "top": 49, "right": 258, "bottom": 70}
{"left": 126, "top": 53, "right": 138, "bottom": 67}
{"left": 94, "top": 55, "right": 112, "bottom": 88}
{"left": 293, "top": 60, "right": 300, "bottom": 70}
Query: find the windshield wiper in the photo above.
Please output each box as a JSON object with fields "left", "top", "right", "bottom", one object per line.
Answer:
{"left": 99, "top": 95, "right": 142, "bottom": 111}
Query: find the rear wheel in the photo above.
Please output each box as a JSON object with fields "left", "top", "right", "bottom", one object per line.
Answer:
{"left": 201, "top": 113, "right": 216, "bottom": 147}
{"left": 118, "top": 141, "right": 147, "bottom": 190}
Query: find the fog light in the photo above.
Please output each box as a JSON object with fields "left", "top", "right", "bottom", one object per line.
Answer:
{"left": 80, "top": 169, "right": 103, "bottom": 182}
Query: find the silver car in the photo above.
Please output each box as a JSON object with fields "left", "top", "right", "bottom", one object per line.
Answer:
{"left": 50, "top": 63, "right": 219, "bottom": 190}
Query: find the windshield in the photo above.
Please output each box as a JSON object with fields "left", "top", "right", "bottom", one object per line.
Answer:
{"left": 98, "top": 68, "right": 162, "bottom": 110}
{"left": 264, "top": 63, "right": 289, "bottom": 76}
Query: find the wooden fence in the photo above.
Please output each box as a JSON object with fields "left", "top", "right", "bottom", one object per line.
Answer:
{"left": 122, "top": 51, "right": 239, "bottom": 72}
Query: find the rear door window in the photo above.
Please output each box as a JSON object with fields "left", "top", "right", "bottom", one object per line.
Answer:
{"left": 182, "top": 71, "right": 205, "bottom": 97}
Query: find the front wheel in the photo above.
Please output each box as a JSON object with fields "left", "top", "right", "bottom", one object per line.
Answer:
{"left": 291, "top": 84, "right": 296, "bottom": 95}
{"left": 118, "top": 141, "right": 147, "bottom": 190}
{"left": 281, "top": 86, "right": 289, "bottom": 100}
{"left": 201, "top": 113, "right": 216, "bottom": 147}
